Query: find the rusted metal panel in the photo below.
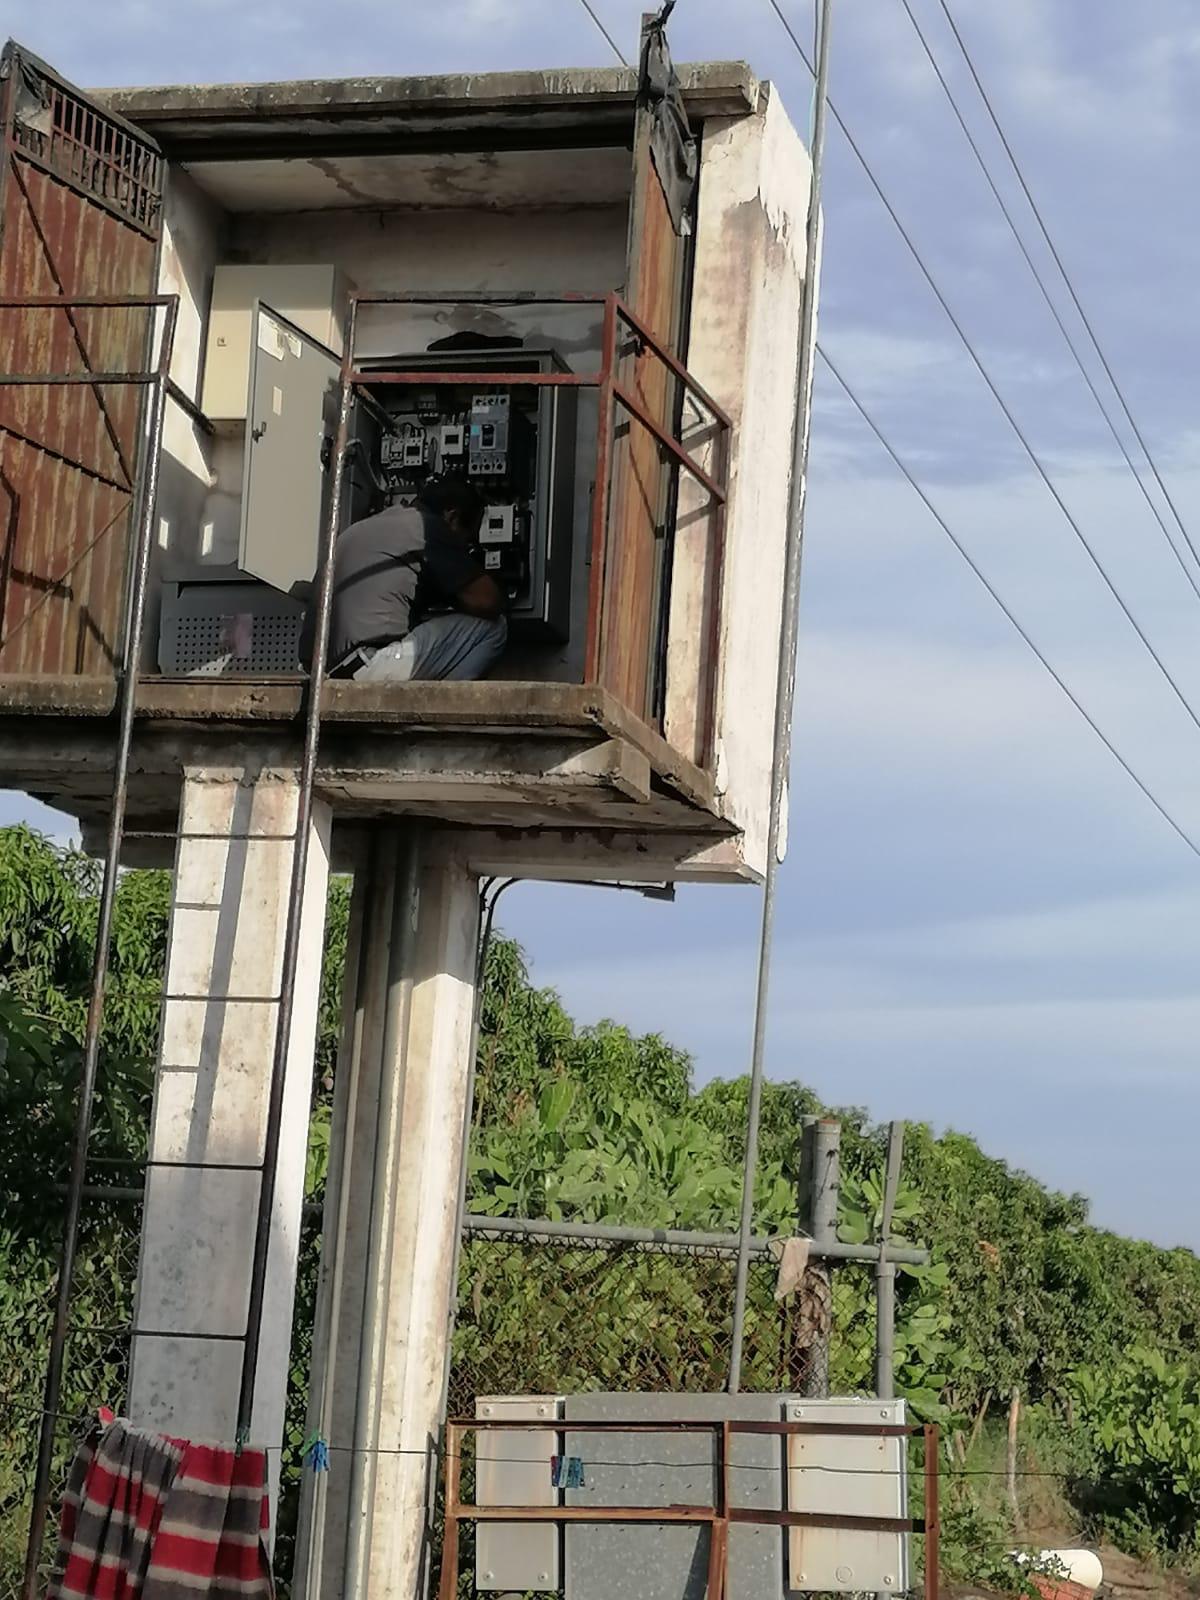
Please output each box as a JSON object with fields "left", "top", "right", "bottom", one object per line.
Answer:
{"left": 597, "top": 112, "right": 685, "bottom": 726}
{"left": 0, "top": 42, "right": 162, "bottom": 679}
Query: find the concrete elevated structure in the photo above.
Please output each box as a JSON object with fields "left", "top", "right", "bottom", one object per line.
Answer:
{"left": 0, "top": 32, "right": 817, "bottom": 1599}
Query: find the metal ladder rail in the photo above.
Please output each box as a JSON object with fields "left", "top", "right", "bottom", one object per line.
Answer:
{"left": 233, "top": 294, "right": 360, "bottom": 1447}
{"left": 21, "top": 292, "right": 180, "bottom": 1600}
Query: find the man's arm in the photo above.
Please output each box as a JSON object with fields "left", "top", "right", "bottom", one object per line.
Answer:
{"left": 455, "top": 573, "right": 504, "bottom": 619}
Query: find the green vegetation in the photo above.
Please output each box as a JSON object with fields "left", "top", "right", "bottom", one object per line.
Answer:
{"left": 2, "top": 827, "right": 1199, "bottom": 1593}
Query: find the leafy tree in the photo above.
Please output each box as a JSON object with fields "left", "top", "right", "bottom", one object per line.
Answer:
{"left": 8, "top": 829, "right": 1200, "bottom": 1586}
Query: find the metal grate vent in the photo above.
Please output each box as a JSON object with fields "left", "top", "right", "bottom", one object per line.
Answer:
{"left": 12, "top": 63, "right": 163, "bottom": 230}
{"left": 159, "top": 582, "right": 304, "bottom": 676}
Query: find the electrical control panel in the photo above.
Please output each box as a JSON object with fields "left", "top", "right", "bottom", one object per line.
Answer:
{"left": 357, "top": 346, "right": 577, "bottom": 641}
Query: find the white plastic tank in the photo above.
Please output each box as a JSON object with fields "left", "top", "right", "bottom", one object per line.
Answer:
{"left": 1015, "top": 1550, "right": 1103, "bottom": 1592}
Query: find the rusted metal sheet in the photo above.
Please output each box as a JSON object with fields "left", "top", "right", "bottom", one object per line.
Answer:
{"left": 0, "top": 42, "right": 162, "bottom": 678}
{"left": 597, "top": 113, "right": 684, "bottom": 726}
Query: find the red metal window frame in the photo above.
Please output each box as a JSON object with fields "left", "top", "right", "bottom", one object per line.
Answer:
{"left": 438, "top": 1415, "right": 940, "bottom": 1600}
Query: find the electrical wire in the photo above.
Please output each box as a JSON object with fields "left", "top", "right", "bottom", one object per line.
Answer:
{"left": 764, "top": 0, "right": 1200, "bottom": 745}
{"left": 0, "top": 1389, "right": 1188, "bottom": 1493}
{"left": 818, "top": 341, "right": 1200, "bottom": 861}
{"left": 935, "top": 0, "right": 1200, "bottom": 576}
{"left": 895, "top": 0, "right": 1200, "bottom": 605}
{"left": 576, "top": 0, "right": 629, "bottom": 66}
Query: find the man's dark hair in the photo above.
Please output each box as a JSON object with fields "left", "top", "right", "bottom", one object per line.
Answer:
{"left": 416, "top": 475, "right": 484, "bottom": 524}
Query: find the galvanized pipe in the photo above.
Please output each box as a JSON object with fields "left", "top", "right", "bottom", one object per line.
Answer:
{"left": 462, "top": 1210, "right": 927, "bottom": 1266}
{"left": 21, "top": 297, "right": 178, "bottom": 1599}
{"left": 728, "top": 0, "right": 834, "bottom": 1393}
{"left": 290, "top": 841, "right": 378, "bottom": 1600}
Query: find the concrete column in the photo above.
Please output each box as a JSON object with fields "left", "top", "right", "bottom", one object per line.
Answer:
{"left": 298, "top": 826, "right": 480, "bottom": 1600}
{"left": 127, "top": 763, "right": 332, "bottom": 1475}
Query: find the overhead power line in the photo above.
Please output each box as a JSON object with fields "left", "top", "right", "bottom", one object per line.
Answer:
{"left": 896, "top": 0, "right": 1200, "bottom": 606}
{"left": 936, "top": 0, "right": 1200, "bottom": 575}
{"left": 819, "top": 341, "right": 1200, "bottom": 862}
{"left": 576, "top": 0, "right": 629, "bottom": 66}
{"left": 764, "top": 0, "right": 1200, "bottom": 745}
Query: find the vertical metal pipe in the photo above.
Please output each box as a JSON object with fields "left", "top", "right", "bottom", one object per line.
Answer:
{"left": 802, "top": 1119, "right": 839, "bottom": 1399}
{"left": 21, "top": 302, "right": 176, "bottom": 1598}
{"left": 436, "top": 877, "right": 518, "bottom": 1428}
{"left": 875, "top": 1121, "right": 905, "bottom": 1402}
{"left": 727, "top": 0, "right": 833, "bottom": 1394}
{"left": 234, "top": 299, "right": 357, "bottom": 1446}
{"left": 875, "top": 1265, "right": 896, "bottom": 1401}
{"left": 291, "top": 838, "right": 379, "bottom": 1600}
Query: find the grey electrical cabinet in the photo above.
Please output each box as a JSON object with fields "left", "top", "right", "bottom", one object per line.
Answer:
{"left": 356, "top": 345, "right": 578, "bottom": 641}
{"left": 239, "top": 301, "right": 343, "bottom": 597}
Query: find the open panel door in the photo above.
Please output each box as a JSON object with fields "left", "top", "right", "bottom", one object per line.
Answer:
{"left": 596, "top": 16, "right": 696, "bottom": 726}
{"left": 239, "top": 301, "right": 342, "bottom": 595}
{"left": 0, "top": 41, "right": 163, "bottom": 677}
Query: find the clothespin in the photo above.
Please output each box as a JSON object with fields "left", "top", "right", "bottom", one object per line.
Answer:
{"left": 303, "top": 1431, "right": 330, "bottom": 1474}
{"left": 551, "top": 1455, "right": 585, "bottom": 1490}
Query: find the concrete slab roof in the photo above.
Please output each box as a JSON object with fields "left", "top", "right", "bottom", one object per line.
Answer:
{"left": 99, "top": 62, "right": 763, "bottom": 160}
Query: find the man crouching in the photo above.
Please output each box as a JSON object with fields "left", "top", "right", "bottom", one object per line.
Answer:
{"left": 301, "top": 476, "right": 507, "bottom": 682}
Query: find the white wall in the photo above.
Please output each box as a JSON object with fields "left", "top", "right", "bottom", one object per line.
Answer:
{"left": 675, "top": 87, "right": 813, "bottom": 878}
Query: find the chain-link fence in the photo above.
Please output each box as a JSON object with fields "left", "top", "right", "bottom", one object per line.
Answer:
{"left": 4, "top": 1196, "right": 882, "bottom": 1599}
{"left": 447, "top": 1230, "right": 833, "bottom": 1411}
{"left": 0, "top": 1189, "right": 143, "bottom": 1600}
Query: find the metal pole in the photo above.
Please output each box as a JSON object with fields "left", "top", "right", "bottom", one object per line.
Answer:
{"left": 291, "top": 838, "right": 379, "bottom": 1600}
{"left": 437, "top": 878, "right": 518, "bottom": 1423}
{"left": 727, "top": 0, "right": 834, "bottom": 1393}
{"left": 802, "top": 1118, "right": 840, "bottom": 1398}
{"left": 875, "top": 1121, "right": 905, "bottom": 1401}
{"left": 22, "top": 298, "right": 178, "bottom": 1598}
{"left": 234, "top": 297, "right": 358, "bottom": 1447}
{"left": 460, "top": 1210, "right": 928, "bottom": 1265}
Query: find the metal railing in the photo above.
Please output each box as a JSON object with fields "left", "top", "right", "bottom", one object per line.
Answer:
{"left": 439, "top": 1416, "right": 940, "bottom": 1600}
{"left": 341, "top": 290, "right": 731, "bottom": 765}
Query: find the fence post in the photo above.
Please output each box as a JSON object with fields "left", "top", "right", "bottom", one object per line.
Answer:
{"left": 801, "top": 1117, "right": 840, "bottom": 1397}
{"left": 875, "top": 1120, "right": 906, "bottom": 1401}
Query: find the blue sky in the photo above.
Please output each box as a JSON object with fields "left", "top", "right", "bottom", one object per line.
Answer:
{"left": 8, "top": 0, "right": 1200, "bottom": 1248}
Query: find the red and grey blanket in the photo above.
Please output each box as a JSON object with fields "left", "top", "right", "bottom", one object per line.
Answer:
{"left": 48, "top": 1415, "right": 273, "bottom": 1599}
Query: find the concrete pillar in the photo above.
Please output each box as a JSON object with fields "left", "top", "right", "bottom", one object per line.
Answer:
{"left": 296, "top": 826, "right": 480, "bottom": 1600}
{"left": 127, "top": 763, "right": 332, "bottom": 1478}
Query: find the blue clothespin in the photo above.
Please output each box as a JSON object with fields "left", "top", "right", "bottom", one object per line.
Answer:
{"left": 303, "top": 1431, "right": 330, "bottom": 1473}
{"left": 551, "top": 1455, "right": 585, "bottom": 1489}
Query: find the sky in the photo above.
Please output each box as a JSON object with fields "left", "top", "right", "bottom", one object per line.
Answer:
{"left": 6, "top": 0, "right": 1200, "bottom": 1248}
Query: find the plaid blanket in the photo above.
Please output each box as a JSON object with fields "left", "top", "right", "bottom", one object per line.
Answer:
{"left": 48, "top": 1417, "right": 273, "bottom": 1599}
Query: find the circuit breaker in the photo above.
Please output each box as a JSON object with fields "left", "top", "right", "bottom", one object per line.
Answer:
{"left": 357, "top": 345, "right": 577, "bottom": 641}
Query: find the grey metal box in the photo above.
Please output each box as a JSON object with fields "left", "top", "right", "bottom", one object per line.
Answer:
{"left": 158, "top": 578, "right": 305, "bottom": 675}
{"left": 563, "top": 1393, "right": 787, "bottom": 1600}
{"left": 476, "top": 1396, "right": 562, "bottom": 1593}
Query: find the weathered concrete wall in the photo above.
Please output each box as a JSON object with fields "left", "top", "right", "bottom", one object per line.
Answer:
{"left": 126, "top": 766, "right": 331, "bottom": 1504}
{"left": 671, "top": 87, "right": 812, "bottom": 878}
